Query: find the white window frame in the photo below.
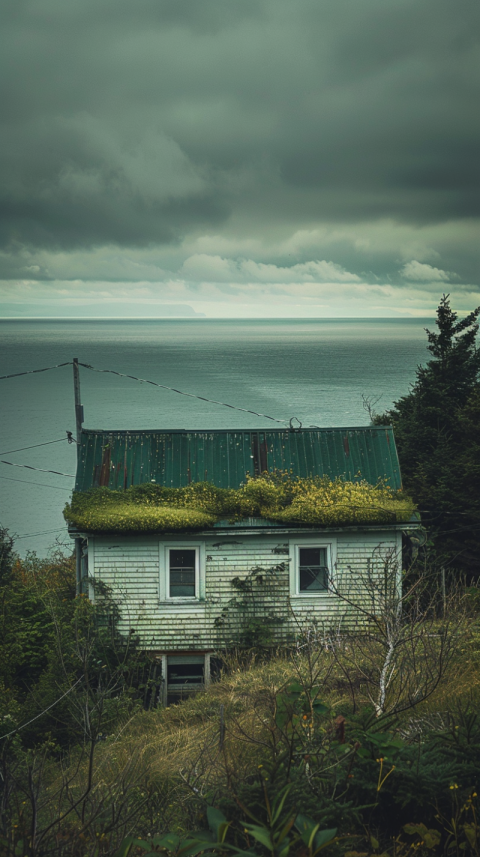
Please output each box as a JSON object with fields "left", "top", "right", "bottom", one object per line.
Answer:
{"left": 159, "top": 543, "right": 205, "bottom": 602}
{"left": 289, "top": 538, "right": 336, "bottom": 598}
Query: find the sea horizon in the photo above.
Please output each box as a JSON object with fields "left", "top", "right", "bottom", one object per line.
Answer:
{"left": 0, "top": 315, "right": 437, "bottom": 323}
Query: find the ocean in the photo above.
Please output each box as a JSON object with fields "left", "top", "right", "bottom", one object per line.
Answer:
{"left": 0, "top": 318, "right": 432, "bottom": 556}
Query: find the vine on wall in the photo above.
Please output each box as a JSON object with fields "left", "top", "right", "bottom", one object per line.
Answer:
{"left": 214, "top": 559, "right": 290, "bottom": 650}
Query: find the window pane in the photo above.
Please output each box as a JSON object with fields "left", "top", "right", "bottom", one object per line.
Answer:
{"left": 169, "top": 549, "right": 196, "bottom": 597}
{"left": 167, "top": 662, "right": 204, "bottom": 685}
{"left": 299, "top": 547, "right": 328, "bottom": 592}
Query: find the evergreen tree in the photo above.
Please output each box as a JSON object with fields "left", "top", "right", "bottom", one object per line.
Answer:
{"left": 376, "top": 295, "right": 480, "bottom": 573}
{"left": 0, "top": 524, "right": 15, "bottom": 584}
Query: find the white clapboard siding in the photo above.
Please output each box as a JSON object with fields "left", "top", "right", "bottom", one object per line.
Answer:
{"left": 89, "top": 528, "right": 402, "bottom": 650}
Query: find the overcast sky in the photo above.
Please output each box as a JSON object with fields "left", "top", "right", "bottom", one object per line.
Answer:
{"left": 1, "top": 0, "right": 479, "bottom": 317}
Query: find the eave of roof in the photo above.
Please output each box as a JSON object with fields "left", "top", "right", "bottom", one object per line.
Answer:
{"left": 68, "top": 519, "right": 419, "bottom": 539}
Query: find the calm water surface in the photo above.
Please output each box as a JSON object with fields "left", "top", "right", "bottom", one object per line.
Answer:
{"left": 0, "top": 318, "right": 431, "bottom": 555}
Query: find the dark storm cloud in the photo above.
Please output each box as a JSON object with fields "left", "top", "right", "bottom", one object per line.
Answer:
{"left": 0, "top": 0, "right": 479, "bottom": 277}
{"left": 0, "top": 113, "right": 228, "bottom": 249}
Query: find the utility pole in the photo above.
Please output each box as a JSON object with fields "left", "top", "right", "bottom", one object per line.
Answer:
{"left": 73, "top": 358, "right": 85, "bottom": 596}
{"left": 73, "top": 357, "right": 84, "bottom": 442}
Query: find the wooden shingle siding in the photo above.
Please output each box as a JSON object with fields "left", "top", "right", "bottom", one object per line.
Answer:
{"left": 89, "top": 529, "right": 402, "bottom": 650}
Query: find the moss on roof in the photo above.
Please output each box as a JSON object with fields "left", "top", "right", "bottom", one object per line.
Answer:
{"left": 64, "top": 475, "right": 416, "bottom": 533}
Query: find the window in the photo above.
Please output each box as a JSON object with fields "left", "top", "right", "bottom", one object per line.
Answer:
{"left": 160, "top": 543, "right": 205, "bottom": 601}
{"left": 299, "top": 546, "right": 328, "bottom": 592}
{"left": 167, "top": 657, "right": 204, "bottom": 689}
{"left": 168, "top": 547, "right": 198, "bottom": 598}
{"left": 162, "top": 655, "right": 207, "bottom": 704}
{"left": 289, "top": 539, "right": 335, "bottom": 597}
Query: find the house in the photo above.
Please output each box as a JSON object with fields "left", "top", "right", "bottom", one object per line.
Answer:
{"left": 67, "top": 425, "right": 417, "bottom": 702}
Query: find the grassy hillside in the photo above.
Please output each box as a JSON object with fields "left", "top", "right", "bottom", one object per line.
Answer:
{"left": 28, "top": 638, "right": 480, "bottom": 856}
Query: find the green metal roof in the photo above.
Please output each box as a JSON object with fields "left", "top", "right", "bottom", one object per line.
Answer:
{"left": 74, "top": 426, "right": 402, "bottom": 492}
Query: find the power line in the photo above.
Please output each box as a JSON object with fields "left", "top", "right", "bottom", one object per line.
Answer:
{"left": 79, "top": 362, "right": 291, "bottom": 425}
{"left": 1, "top": 358, "right": 308, "bottom": 425}
{"left": 0, "top": 361, "right": 72, "bottom": 381}
{"left": 0, "top": 437, "right": 70, "bottom": 456}
{"left": 0, "top": 474, "right": 72, "bottom": 491}
{"left": 15, "top": 528, "right": 67, "bottom": 540}
{"left": 0, "top": 460, "right": 75, "bottom": 477}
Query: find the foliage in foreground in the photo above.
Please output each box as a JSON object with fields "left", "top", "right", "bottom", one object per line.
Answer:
{"left": 63, "top": 475, "right": 415, "bottom": 533}
{"left": 0, "top": 535, "right": 156, "bottom": 748}
{"left": 118, "top": 794, "right": 339, "bottom": 857}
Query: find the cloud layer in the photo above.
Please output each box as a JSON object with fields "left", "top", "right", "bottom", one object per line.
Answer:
{"left": 1, "top": 0, "right": 479, "bottom": 315}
